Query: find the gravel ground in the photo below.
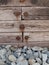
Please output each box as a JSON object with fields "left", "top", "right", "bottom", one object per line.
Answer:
{"left": 0, "top": 45, "right": 49, "bottom": 65}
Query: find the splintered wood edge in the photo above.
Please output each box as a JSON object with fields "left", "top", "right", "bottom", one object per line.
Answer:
{"left": 0, "top": 41, "right": 49, "bottom": 48}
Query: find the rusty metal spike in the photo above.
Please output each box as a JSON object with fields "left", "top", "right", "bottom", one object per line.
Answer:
{"left": 16, "top": 36, "right": 21, "bottom": 41}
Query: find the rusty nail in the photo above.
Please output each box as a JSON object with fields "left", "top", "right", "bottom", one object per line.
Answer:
{"left": 14, "top": 11, "right": 21, "bottom": 17}
{"left": 16, "top": 36, "right": 21, "bottom": 41}
{"left": 25, "top": 36, "right": 29, "bottom": 42}
{"left": 19, "top": 24, "right": 25, "bottom": 32}
{"left": 23, "top": 12, "right": 29, "bottom": 17}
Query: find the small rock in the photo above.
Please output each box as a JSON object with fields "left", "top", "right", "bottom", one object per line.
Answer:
{"left": 42, "top": 54, "right": 47, "bottom": 62}
{"left": 46, "top": 58, "right": 49, "bottom": 64}
{"left": 43, "top": 62, "right": 49, "bottom": 65}
{"left": 0, "top": 60, "right": 6, "bottom": 65}
{"left": 28, "top": 58, "right": 36, "bottom": 65}
{"left": 0, "top": 49, "right": 7, "bottom": 55}
{"left": 17, "top": 60, "right": 28, "bottom": 65}
{"left": 8, "top": 55, "right": 17, "bottom": 62}
{"left": 10, "top": 46, "right": 17, "bottom": 51}
{"left": 16, "top": 48, "right": 22, "bottom": 53}
{"left": 5, "top": 45, "right": 11, "bottom": 50}
{"left": 38, "top": 51, "right": 42, "bottom": 58}
{"left": 21, "top": 49, "right": 26, "bottom": 53}
{"left": 36, "top": 58, "right": 42, "bottom": 64}
{"left": 47, "top": 51, "right": 49, "bottom": 58}
{"left": 26, "top": 49, "right": 32, "bottom": 54}
{"left": 17, "top": 55, "right": 24, "bottom": 62}
{"left": 33, "top": 63, "right": 40, "bottom": 65}
{"left": 23, "top": 46, "right": 28, "bottom": 50}
{"left": 34, "top": 52, "right": 39, "bottom": 58}
{"left": 11, "top": 62, "right": 16, "bottom": 65}
{"left": 32, "top": 46, "right": 43, "bottom": 51}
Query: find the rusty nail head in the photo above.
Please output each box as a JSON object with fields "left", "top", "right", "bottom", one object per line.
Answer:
{"left": 16, "top": 36, "right": 21, "bottom": 41}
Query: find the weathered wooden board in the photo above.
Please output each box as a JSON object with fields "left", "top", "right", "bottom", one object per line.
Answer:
{"left": 22, "top": 7, "right": 49, "bottom": 20}
{"left": 0, "top": 21, "right": 20, "bottom": 32}
{"left": 24, "top": 32, "right": 49, "bottom": 42}
{"left": 0, "top": 33, "right": 22, "bottom": 43}
{"left": 0, "top": 0, "right": 49, "bottom": 7}
{"left": 0, "top": 20, "right": 49, "bottom": 32}
{"left": 21, "top": 20, "right": 49, "bottom": 32}
{"left": 0, "top": 7, "right": 21, "bottom": 21}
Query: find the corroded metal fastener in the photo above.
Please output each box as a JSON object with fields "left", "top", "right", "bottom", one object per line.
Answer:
{"left": 16, "top": 36, "right": 21, "bottom": 41}
{"left": 19, "top": 24, "right": 25, "bottom": 32}
{"left": 25, "top": 36, "right": 29, "bottom": 42}
{"left": 13, "top": 11, "right": 21, "bottom": 17}
{"left": 23, "top": 12, "right": 29, "bottom": 17}
{"left": 19, "top": 0, "right": 26, "bottom": 3}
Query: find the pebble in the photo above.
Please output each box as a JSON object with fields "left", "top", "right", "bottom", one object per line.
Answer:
{"left": 33, "top": 63, "right": 40, "bottom": 65}
{"left": 42, "top": 53, "right": 47, "bottom": 62}
{"left": 36, "top": 58, "right": 42, "bottom": 64}
{"left": 43, "top": 62, "right": 49, "bottom": 65}
{"left": 8, "top": 55, "right": 17, "bottom": 62}
{"left": 46, "top": 58, "right": 49, "bottom": 64}
{"left": 0, "top": 49, "right": 7, "bottom": 55}
{"left": 0, "top": 59, "right": 5, "bottom": 65}
{"left": 26, "top": 50, "right": 32, "bottom": 54}
{"left": 17, "top": 55, "right": 25, "bottom": 62}
{"left": 17, "top": 60, "right": 28, "bottom": 65}
{"left": 11, "top": 62, "right": 16, "bottom": 65}
{"left": 34, "top": 52, "right": 39, "bottom": 58}
{"left": 28, "top": 58, "right": 36, "bottom": 65}
{"left": 0, "top": 45, "right": 49, "bottom": 65}
{"left": 32, "top": 46, "right": 43, "bottom": 51}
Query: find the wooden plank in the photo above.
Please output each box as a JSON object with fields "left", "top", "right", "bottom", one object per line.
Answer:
{"left": 0, "top": 41, "right": 49, "bottom": 48}
{"left": 24, "top": 32, "right": 49, "bottom": 42}
{"left": 0, "top": 0, "right": 32, "bottom": 7}
{"left": 0, "top": 0, "right": 49, "bottom": 7}
{"left": 0, "top": 21, "right": 21, "bottom": 32}
{"left": 0, "top": 20, "right": 49, "bottom": 32}
{"left": 21, "top": 20, "right": 49, "bottom": 32}
{"left": 22, "top": 7, "right": 49, "bottom": 20}
{"left": 0, "top": 7, "right": 21, "bottom": 21}
{"left": 0, "top": 33, "right": 22, "bottom": 43}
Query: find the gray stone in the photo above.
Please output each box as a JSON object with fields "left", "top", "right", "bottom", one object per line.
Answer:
{"left": 34, "top": 52, "right": 39, "bottom": 58}
{"left": 36, "top": 58, "right": 42, "bottom": 64}
{"left": 46, "top": 59, "right": 49, "bottom": 64}
{"left": 26, "top": 49, "right": 32, "bottom": 54}
{"left": 47, "top": 51, "right": 49, "bottom": 58}
{"left": 17, "top": 60, "right": 28, "bottom": 65}
{"left": 23, "top": 46, "right": 28, "bottom": 50}
{"left": 38, "top": 51, "right": 42, "bottom": 58}
{"left": 28, "top": 58, "right": 36, "bottom": 65}
{"left": 32, "top": 46, "right": 43, "bottom": 51}
{"left": 8, "top": 55, "right": 17, "bottom": 62}
{"left": 17, "top": 55, "right": 25, "bottom": 62}
{"left": 0, "top": 49, "right": 7, "bottom": 55}
{"left": 33, "top": 63, "right": 40, "bottom": 65}
{"left": 42, "top": 54, "right": 47, "bottom": 62}
{"left": 11, "top": 62, "right": 16, "bottom": 65}
{"left": 5, "top": 45, "right": 11, "bottom": 50}
{"left": 0, "top": 60, "right": 6, "bottom": 65}
{"left": 43, "top": 62, "right": 49, "bottom": 65}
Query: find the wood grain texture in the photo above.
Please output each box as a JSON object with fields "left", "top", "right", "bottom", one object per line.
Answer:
{"left": 0, "top": 33, "right": 22, "bottom": 43}
{"left": 24, "top": 32, "right": 49, "bottom": 42}
{"left": 22, "top": 7, "right": 49, "bottom": 20}
{"left": 0, "top": 0, "right": 49, "bottom": 7}
{"left": 0, "top": 20, "right": 49, "bottom": 32}
{"left": 21, "top": 20, "right": 49, "bottom": 32}
{"left": 0, "top": 7, "right": 21, "bottom": 21}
